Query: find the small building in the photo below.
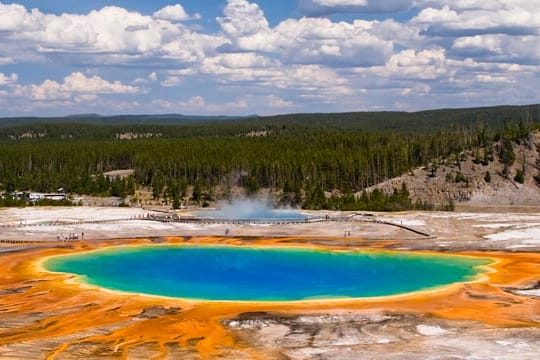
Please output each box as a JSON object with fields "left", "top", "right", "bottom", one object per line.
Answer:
{"left": 9, "top": 191, "right": 25, "bottom": 200}
{"left": 28, "top": 193, "right": 45, "bottom": 201}
{"left": 44, "top": 193, "right": 68, "bottom": 201}
{"left": 103, "top": 169, "right": 135, "bottom": 180}
{"left": 27, "top": 193, "right": 67, "bottom": 202}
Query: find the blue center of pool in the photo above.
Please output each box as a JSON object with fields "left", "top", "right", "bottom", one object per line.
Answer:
{"left": 44, "top": 246, "right": 490, "bottom": 301}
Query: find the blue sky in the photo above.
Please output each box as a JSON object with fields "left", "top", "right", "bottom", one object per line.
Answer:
{"left": 0, "top": 0, "right": 539, "bottom": 116}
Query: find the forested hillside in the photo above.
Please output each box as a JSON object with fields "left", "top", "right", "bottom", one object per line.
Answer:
{"left": 1, "top": 104, "right": 539, "bottom": 210}
{"left": 1, "top": 104, "right": 539, "bottom": 139}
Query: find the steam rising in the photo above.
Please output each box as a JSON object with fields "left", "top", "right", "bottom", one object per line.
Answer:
{"left": 202, "top": 198, "right": 306, "bottom": 220}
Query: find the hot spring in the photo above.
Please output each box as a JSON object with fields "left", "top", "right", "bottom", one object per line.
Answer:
{"left": 44, "top": 246, "right": 491, "bottom": 302}
{"left": 195, "top": 198, "right": 311, "bottom": 221}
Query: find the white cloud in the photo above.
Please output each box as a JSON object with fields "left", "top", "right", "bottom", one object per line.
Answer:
{"left": 153, "top": 4, "right": 200, "bottom": 22}
{"left": 0, "top": 56, "right": 14, "bottom": 65}
{"left": 196, "top": 54, "right": 353, "bottom": 100}
{"left": 413, "top": 2, "right": 540, "bottom": 37}
{"left": 216, "top": 52, "right": 276, "bottom": 68}
{"left": 217, "top": 0, "right": 276, "bottom": 53}
{"left": 475, "top": 74, "right": 515, "bottom": 83}
{"left": 368, "top": 19, "right": 424, "bottom": 49}
{"left": 133, "top": 72, "right": 158, "bottom": 84}
{"left": 12, "top": 72, "right": 141, "bottom": 101}
{"left": 1, "top": 0, "right": 540, "bottom": 115}
{"left": 452, "top": 34, "right": 540, "bottom": 64}
{"left": 0, "top": 3, "right": 218, "bottom": 65}
{"left": 365, "top": 48, "right": 451, "bottom": 80}
{"left": 218, "top": 0, "right": 271, "bottom": 38}
{"left": 419, "top": 0, "right": 538, "bottom": 12}
{"left": 218, "top": 1, "right": 393, "bottom": 66}
{"left": 408, "top": 1, "right": 540, "bottom": 66}
{"left": 0, "top": 3, "right": 39, "bottom": 32}
{"left": 180, "top": 96, "right": 207, "bottom": 108}
{"left": 279, "top": 65, "right": 352, "bottom": 96}
{"left": 347, "top": 44, "right": 540, "bottom": 109}
{"left": 160, "top": 76, "right": 183, "bottom": 87}
{"left": 0, "top": 72, "right": 17, "bottom": 85}
{"left": 56, "top": 72, "right": 140, "bottom": 94}
{"left": 273, "top": 18, "right": 393, "bottom": 66}
{"left": 400, "top": 83, "right": 432, "bottom": 96}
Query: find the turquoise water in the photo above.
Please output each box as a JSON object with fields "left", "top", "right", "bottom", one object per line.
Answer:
{"left": 44, "top": 246, "right": 490, "bottom": 301}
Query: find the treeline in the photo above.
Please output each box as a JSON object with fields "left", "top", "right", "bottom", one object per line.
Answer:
{"left": 295, "top": 183, "right": 453, "bottom": 212}
{"left": 0, "top": 197, "right": 75, "bottom": 208}
{"left": 0, "top": 111, "right": 537, "bottom": 211}
{"left": 0, "top": 127, "right": 483, "bottom": 193}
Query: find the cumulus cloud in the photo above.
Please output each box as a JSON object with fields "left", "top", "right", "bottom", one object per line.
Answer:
{"left": 0, "top": 72, "right": 17, "bottom": 85}
{"left": 0, "top": 72, "right": 145, "bottom": 115}
{"left": 278, "top": 65, "right": 352, "bottom": 98}
{"left": 0, "top": 3, "right": 219, "bottom": 65}
{"left": 0, "top": 5, "right": 166, "bottom": 52}
{"left": 195, "top": 54, "right": 353, "bottom": 100}
{"left": 160, "top": 75, "right": 183, "bottom": 87}
{"left": 133, "top": 72, "right": 158, "bottom": 84}
{"left": 413, "top": 2, "right": 540, "bottom": 37}
{"left": 217, "top": 0, "right": 275, "bottom": 52}
{"left": 0, "top": 0, "right": 539, "bottom": 115}
{"left": 452, "top": 34, "right": 540, "bottom": 64}
{"left": 219, "top": 0, "right": 393, "bottom": 66}
{"left": 274, "top": 18, "right": 393, "bottom": 66}
{"left": 364, "top": 48, "right": 450, "bottom": 80}
{"left": 12, "top": 72, "right": 141, "bottom": 101}
{"left": 153, "top": 4, "right": 201, "bottom": 22}
{"left": 410, "top": 1, "right": 540, "bottom": 65}
{"left": 218, "top": 0, "right": 270, "bottom": 38}
{"left": 180, "top": 96, "right": 208, "bottom": 108}
{"left": 215, "top": 52, "right": 276, "bottom": 68}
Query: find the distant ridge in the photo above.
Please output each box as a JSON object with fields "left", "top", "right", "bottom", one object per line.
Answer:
{"left": 0, "top": 104, "right": 538, "bottom": 130}
{"left": 0, "top": 113, "right": 258, "bottom": 127}
{"left": 66, "top": 113, "right": 102, "bottom": 118}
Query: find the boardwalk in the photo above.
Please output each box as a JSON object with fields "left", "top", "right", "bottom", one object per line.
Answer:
{"left": 0, "top": 218, "right": 138, "bottom": 229}
{"left": 0, "top": 213, "right": 434, "bottom": 247}
{"left": 149, "top": 214, "right": 435, "bottom": 238}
